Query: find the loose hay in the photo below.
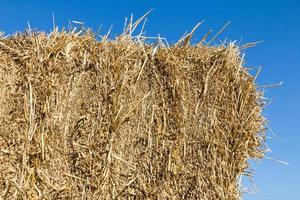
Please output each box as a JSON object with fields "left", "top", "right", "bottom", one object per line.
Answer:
{"left": 0, "top": 23, "right": 266, "bottom": 200}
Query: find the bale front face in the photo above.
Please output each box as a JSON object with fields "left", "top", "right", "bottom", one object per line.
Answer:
{"left": 0, "top": 31, "right": 265, "bottom": 199}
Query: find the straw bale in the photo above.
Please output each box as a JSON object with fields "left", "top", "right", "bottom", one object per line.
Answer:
{"left": 0, "top": 25, "right": 265, "bottom": 199}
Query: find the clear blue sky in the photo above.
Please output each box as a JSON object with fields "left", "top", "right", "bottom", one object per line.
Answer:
{"left": 0, "top": 1, "right": 299, "bottom": 199}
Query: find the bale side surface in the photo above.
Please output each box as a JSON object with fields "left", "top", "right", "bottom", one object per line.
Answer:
{"left": 0, "top": 30, "right": 265, "bottom": 199}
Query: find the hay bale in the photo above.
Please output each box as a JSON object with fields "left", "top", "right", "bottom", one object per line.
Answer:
{"left": 0, "top": 26, "right": 265, "bottom": 199}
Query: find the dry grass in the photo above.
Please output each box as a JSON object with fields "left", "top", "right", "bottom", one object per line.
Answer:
{"left": 0, "top": 18, "right": 266, "bottom": 199}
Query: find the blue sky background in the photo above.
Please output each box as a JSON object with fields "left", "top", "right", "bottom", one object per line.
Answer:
{"left": 0, "top": 1, "right": 299, "bottom": 199}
